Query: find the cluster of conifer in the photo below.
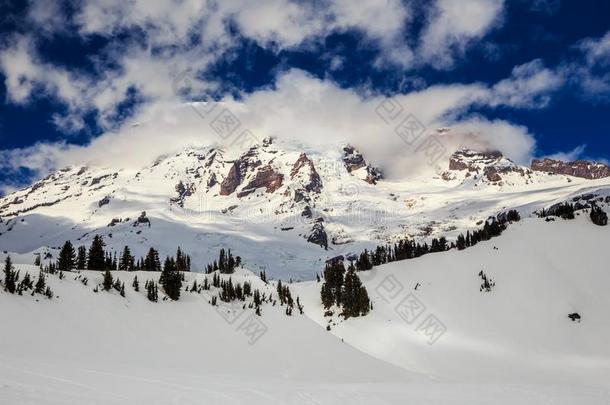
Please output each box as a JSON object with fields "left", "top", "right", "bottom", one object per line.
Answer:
{"left": 2, "top": 256, "right": 53, "bottom": 298}
{"left": 204, "top": 248, "right": 241, "bottom": 274}
{"left": 55, "top": 236, "right": 191, "bottom": 272}
{"left": 320, "top": 261, "right": 370, "bottom": 319}
{"left": 349, "top": 212, "right": 517, "bottom": 272}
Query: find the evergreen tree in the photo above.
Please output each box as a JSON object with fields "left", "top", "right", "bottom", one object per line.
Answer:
{"left": 57, "top": 241, "right": 77, "bottom": 271}
{"left": 119, "top": 246, "right": 135, "bottom": 271}
{"left": 160, "top": 257, "right": 182, "bottom": 300}
{"left": 590, "top": 205, "right": 608, "bottom": 226}
{"left": 144, "top": 248, "right": 161, "bottom": 271}
{"left": 76, "top": 246, "right": 87, "bottom": 269}
{"left": 132, "top": 275, "right": 140, "bottom": 292}
{"left": 175, "top": 247, "right": 191, "bottom": 272}
{"left": 3, "top": 256, "right": 17, "bottom": 294}
{"left": 321, "top": 261, "right": 345, "bottom": 308}
{"left": 147, "top": 280, "right": 158, "bottom": 302}
{"left": 87, "top": 235, "right": 106, "bottom": 270}
{"left": 17, "top": 272, "right": 34, "bottom": 295}
{"left": 456, "top": 234, "right": 466, "bottom": 250}
{"left": 341, "top": 269, "right": 370, "bottom": 319}
{"left": 102, "top": 269, "right": 113, "bottom": 291}
{"left": 34, "top": 270, "right": 46, "bottom": 294}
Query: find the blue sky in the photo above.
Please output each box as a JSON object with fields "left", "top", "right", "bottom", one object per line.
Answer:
{"left": 0, "top": 0, "right": 609, "bottom": 193}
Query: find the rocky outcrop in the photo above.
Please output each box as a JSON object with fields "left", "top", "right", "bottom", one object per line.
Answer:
{"left": 220, "top": 161, "right": 244, "bottom": 196}
{"left": 237, "top": 166, "right": 284, "bottom": 197}
{"left": 291, "top": 153, "right": 323, "bottom": 193}
{"left": 531, "top": 158, "right": 610, "bottom": 179}
{"left": 445, "top": 149, "right": 530, "bottom": 183}
{"left": 364, "top": 166, "right": 383, "bottom": 184}
{"left": 134, "top": 211, "right": 151, "bottom": 227}
{"left": 448, "top": 149, "right": 503, "bottom": 172}
{"left": 342, "top": 146, "right": 366, "bottom": 172}
{"left": 342, "top": 145, "right": 383, "bottom": 184}
{"left": 306, "top": 220, "right": 328, "bottom": 249}
{"left": 98, "top": 196, "right": 111, "bottom": 208}
{"left": 171, "top": 181, "right": 195, "bottom": 207}
{"left": 220, "top": 148, "right": 263, "bottom": 196}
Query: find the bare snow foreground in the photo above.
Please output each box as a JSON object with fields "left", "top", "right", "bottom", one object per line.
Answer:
{"left": 1, "top": 217, "right": 610, "bottom": 404}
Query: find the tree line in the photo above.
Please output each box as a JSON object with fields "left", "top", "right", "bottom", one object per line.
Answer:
{"left": 343, "top": 210, "right": 520, "bottom": 273}
{"left": 55, "top": 235, "right": 192, "bottom": 272}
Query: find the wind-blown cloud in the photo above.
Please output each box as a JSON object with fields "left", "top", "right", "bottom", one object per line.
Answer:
{"left": 571, "top": 31, "right": 610, "bottom": 98}
{"left": 418, "top": 0, "right": 505, "bottom": 69}
{"left": 0, "top": 68, "right": 546, "bottom": 182}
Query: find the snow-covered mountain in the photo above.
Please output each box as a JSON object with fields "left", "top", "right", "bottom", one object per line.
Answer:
{"left": 1, "top": 138, "right": 610, "bottom": 278}
{"left": 2, "top": 138, "right": 610, "bottom": 404}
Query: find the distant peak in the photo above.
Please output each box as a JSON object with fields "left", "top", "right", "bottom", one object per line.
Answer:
{"left": 531, "top": 157, "right": 610, "bottom": 180}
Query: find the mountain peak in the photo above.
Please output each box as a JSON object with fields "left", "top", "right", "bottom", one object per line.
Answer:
{"left": 531, "top": 157, "right": 610, "bottom": 179}
{"left": 443, "top": 148, "right": 531, "bottom": 184}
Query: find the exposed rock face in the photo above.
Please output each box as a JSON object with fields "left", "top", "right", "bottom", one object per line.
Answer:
{"left": 484, "top": 167, "right": 502, "bottom": 183}
{"left": 291, "top": 153, "right": 323, "bottom": 193}
{"left": 342, "top": 145, "right": 383, "bottom": 184}
{"left": 134, "top": 211, "right": 150, "bottom": 227}
{"left": 364, "top": 166, "right": 383, "bottom": 184}
{"left": 448, "top": 149, "right": 503, "bottom": 172}
{"left": 207, "top": 173, "right": 217, "bottom": 188}
{"left": 531, "top": 158, "right": 610, "bottom": 179}
{"left": 220, "top": 161, "right": 243, "bottom": 195}
{"left": 445, "top": 149, "right": 530, "bottom": 183}
{"left": 237, "top": 166, "right": 284, "bottom": 198}
{"left": 342, "top": 146, "right": 366, "bottom": 172}
{"left": 98, "top": 196, "right": 110, "bottom": 208}
{"left": 306, "top": 221, "right": 328, "bottom": 249}
{"left": 171, "top": 181, "right": 195, "bottom": 207}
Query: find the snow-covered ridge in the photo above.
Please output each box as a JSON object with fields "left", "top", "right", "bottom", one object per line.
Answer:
{"left": 1, "top": 139, "right": 610, "bottom": 278}
{"left": 532, "top": 157, "right": 610, "bottom": 179}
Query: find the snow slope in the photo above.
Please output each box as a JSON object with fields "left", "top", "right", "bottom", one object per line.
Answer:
{"left": 1, "top": 215, "right": 610, "bottom": 404}
{"left": 295, "top": 215, "right": 610, "bottom": 394}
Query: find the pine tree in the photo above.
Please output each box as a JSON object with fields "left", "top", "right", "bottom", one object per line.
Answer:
{"left": 34, "top": 270, "right": 46, "bottom": 294}
{"left": 3, "top": 256, "right": 17, "bottom": 294}
{"left": 119, "top": 246, "right": 134, "bottom": 271}
{"left": 76, "top": 246, "right": 87, "bottom": 269}
{"left": 132, "top": 275, "right": 140, "bottom": 291}
{"left": 322, "top": 261, "right": 345, "bottom": 308}
{"left": 147, "top": 280, "right": 158, "bottom": 302}
{"left": 144, "top": 248, "right": 161, "bottom": 271}
{"left": 160, "top": 257, "right": 182, "bottom": 300}
{"left": 341, "top": 268, "right": 370, "bottom": 319}
{"left": 102, "top": 269, "right": 113, "bottom": 291}
{"left": 17, "top": 272, "right": 34, "bottom": 295}
{"left": 57, "top": 241, "right": 77, "bottom": 271}
{"left": 590, "top": 205, "right": 608, "bottom": 226}
{"left": 87, "top": 235, "right": 106, "bottom": 270}
{"left": 175, "top": 247, "right": 191, "bottom": 272}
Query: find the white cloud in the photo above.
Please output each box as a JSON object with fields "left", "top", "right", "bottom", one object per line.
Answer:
{"left": 484, "top": 59, "right": 565, "bottom": 108}
{"left": 418, "top": 0, "right": 505, "bottom": 69}
{"left": 0, "top": 69, "right": 540, "bottom": 181}
{"left": 571, "top": 31, "right": 610, "bottom": 98}
{"left": 542, "top": 144, "right": 587, "bottom": 162}
{"left": 579, "top": 31, "right": 610, "bottom": 66}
